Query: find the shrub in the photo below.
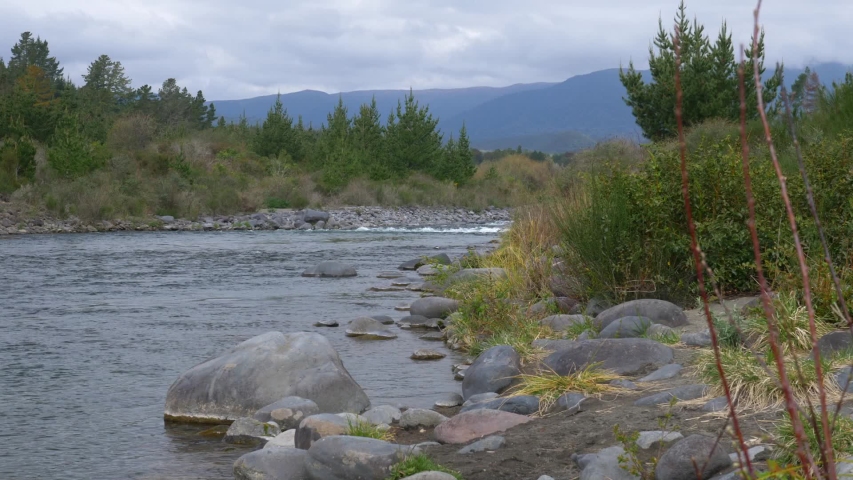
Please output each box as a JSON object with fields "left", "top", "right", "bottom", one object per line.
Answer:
{"left": 107, "top": 114, "right": 157, "bottom": 152}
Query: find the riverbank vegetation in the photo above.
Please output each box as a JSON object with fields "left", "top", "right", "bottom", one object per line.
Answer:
{"left": 438, "top": 3, "right": 853, "bottom": 477}
{"left": 0, "top": 32, "right": 561, "bottom": 222}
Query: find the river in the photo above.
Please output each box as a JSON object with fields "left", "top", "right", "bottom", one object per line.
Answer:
{"left": 0, "top": 227, "right": 503, "bottom": 479}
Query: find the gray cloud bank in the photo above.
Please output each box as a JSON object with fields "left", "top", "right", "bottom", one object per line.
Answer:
{"left": 1, "top": 0, "right": 850, "bottom": 100}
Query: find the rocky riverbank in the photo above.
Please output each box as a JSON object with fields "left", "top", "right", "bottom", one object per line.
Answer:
{"left": 159, "top": 246, "right": 828, "bottom": 480}
{"left": 0, "top": 203, "right": 511, "bottom": 235}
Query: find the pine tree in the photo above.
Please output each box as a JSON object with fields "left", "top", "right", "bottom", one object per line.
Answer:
{"left": 619, "top": 1, "right": 782, "bottom": 140}
{"left": 315, "top": 97, "right": 354, "bottom": 191}
{"left": 8, "top": 32, "right": 64, "bottom": 87}
{"left": 48, "top": 113, "right": 105, "bottom": 178}
{"left": 351, "top": 97, "right": 386, "bottom": 180}
{"left": 453, "top": 123, "right": 475, "bottom": 184}
{"left": 253, "top": 94, "right": 299, "bottom": 159}
{"left": 217, "top": 115, "right": 226, "bottom": 128}
{"left": 384, "top": 90, "right": 442, "bottom": 176}
{"left": 790, "top": 67, "right": 823, "bottom": 118}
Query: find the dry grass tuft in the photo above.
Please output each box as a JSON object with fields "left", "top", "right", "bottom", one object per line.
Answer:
{"left": 507, "top": 363, "right": 620, "bottom": 414}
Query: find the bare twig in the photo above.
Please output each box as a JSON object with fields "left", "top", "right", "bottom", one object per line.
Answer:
{"left": 751, "top": 1, "right": 831, "bottom": 476}
{"left": 674, "top": 30, "right": 755, "bottom": 476}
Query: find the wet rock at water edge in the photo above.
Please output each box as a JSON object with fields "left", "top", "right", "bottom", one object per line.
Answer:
{"left": 164, "top": 332, "right": 369, "bottom": 422}
{"left": 399, "top": 408, "right": 449, "bottom": 428}
{"left": 395, "top": 302, "right": 411, "bottom": 311}
{"left": 302, "top": 209, "right": 330, "bottom": 224}
{"left": 462, "top": 345, "right": 522, "bottom": 400}
{"left": 345, "top": 317, "right": 398, "bottom": 339}
{"left": 462, "top": 392, "right": 499, "bottom": 407}
{"left": 633, "top": 385, "right": 708, "bottom": 406}
{"left": 301, "top": 261, "right": 357, "bottom": 278}
{"left": 295, "top": 414, "right": 350, "bottom": 450}
{"left": 399, "top": 254, "right": 452, "bottom": 271}
{"left": 420, "top": 331, "right": 445, "bottom": 341}
{"left": 433, "top": 409, "right": 532, "bottom": 444}
{"left": 598, "top": 316, "right": 653, "bottom": 339}
{"left": 410, "top": 297, "right": 459, "bottom": 319}
{"left": 434, "top": 393, "right": 464, "bottom": 408}
{"left": 371, "top": 315, "right": 396, "bottom": 325}
{"left": 457, "top": 435, "right": 506, "bottom": 454}
{"left": 224, "top": 417, "right": 281, "bottom": 446}
{"left": 313, "top": 319, "right": 338, "bottom": 327}
{"left": 304, "top": 436, "right": 412, "bottom": 480}
{"left": 377, "top": 271, "right": 406, "bottom": 279}
{"left": 362, "top": 405, "right": 402, "bottom": 425}
{"left": 253, "top": 396, "right": 320, "bottom": 430}
{"left": 542, "top": 338, "right": 674, "bottom": 376}
{"left": 233, "top": 447, "right": 308, "bottom": 480}
{"left": 655, "top": 434, "right": 732, "bottom": 480}
{"left": 595, "top": 299, "right": 688, "bottom": 329}
{"left": 411, "top": 349, "right": 446, "bottom": 360}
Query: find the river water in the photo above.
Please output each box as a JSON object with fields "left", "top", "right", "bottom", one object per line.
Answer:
{"left": 0, "top": 227, "right": 503, "bottom": 480}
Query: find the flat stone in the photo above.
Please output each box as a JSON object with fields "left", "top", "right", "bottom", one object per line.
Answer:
{"left": 412, "top": 349, "right": 446, "bottom": 360}
{"left": 434, "top": 393, "right": 464, "bottom": 408}
{"left": 655, "top": 434, "right": 732, "bottom": 480}
{"left": 362, "top": 405, "right": 402, "bottom": 425}
{"left": 542, "top": 338, "right": 674, "bottom": 376}
{"left": 399, "top": 408, "right": 448, "bottom": 428}
{"left": 313, "top": 319, "right": 339, "bottom": 327}
{"left": 682, "top": 331, "right": 712, "bottom": 347}
{"left": 263, "top": 429, "right": 297, "bottom": 449}
{"left": 638, "top": 364, "right": 683, "bottom": 382}
{"left": 369, "top": 285, "right": 406, "bottom": 292}
{"left": 636, "top": 431, "right": 684, "bottom": 449}
{"left": 371, "top": 315, "right": 396, "bottom": 325}
{"left": 433, "top": 409, "right": 532, "bottom": 444}
{"left": 610, "top": 379, "right": 638, "bottom": 390}
{"left": 233, "top": 447, "right": 308, "bottom": 480}
{"left": 634, "top": 385, "right": 709, "bottom": 406}
{"left": 345, "top": 317, "right": 397, "bottom": 339}
{"left": 460, "top": 395, "right": 540, "bottom": 415}
{"left": 378, "top": 271, "right": 406, "bottom": 279}
{"left": 702, "top": 396, "right": 729, "bottom": 412}
{"left": 395, "top": 302, "right": 411, "bottom": 311}
{"left": 253, "top": 396, "right": 320, "bottom": 430}
{"left": 596, "top": 299, "right": 688, "bottom": 329}
{"left": 224, "top": 417, "right": 280, "bottom": 446}
{"left": 598, "top": 316, "right": 653, "bottom": 339}
{"left": 729, "top": 446, "right": 766, "bottom": 464}
{"left": 457, "top": 435, "right": 506, "bottom": 454}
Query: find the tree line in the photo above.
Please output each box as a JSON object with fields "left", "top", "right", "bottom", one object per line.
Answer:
{"left": 0, "top": 31, "right": 475, "bottom": 195}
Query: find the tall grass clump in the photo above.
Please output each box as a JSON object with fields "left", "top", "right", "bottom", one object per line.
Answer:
{"left": 507, "top": 363, "right": 619, "bottom": 414}
{"left": 775, "top": 413, "right": 853, "bottom": 469}
{"left": 345, "top": 418, "right": 394, "bottom": 442}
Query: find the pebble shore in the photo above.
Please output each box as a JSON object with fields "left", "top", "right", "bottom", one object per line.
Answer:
{"left": 0, "top": 205, "right": 512, "bottom": 235}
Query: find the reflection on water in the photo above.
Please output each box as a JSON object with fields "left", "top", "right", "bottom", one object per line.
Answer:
{"left": 0, "top": 229, "right": 497, "bottom": 479}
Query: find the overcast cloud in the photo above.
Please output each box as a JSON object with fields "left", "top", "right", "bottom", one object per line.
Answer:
{"left": 1, "top": 0, "right": 850, "bottom": 100}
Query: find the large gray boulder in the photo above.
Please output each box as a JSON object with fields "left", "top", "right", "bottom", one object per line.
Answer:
{"left": 818, "top": 331, "right": 853, "bottom": 357}
{"left": 303, "top": 209, "right": 330, "bottom": 224}
{"left": 542, "top": 338, "right": 674, "bottom": 376}
{"left": 595, "top": 299, "right": 688, "bottom": 329}
{"left": 461, "top": 345, "right": 522, "bottom": 400}
{"left": 164, "top": 332, "right": 370, "bottom": 423}
{"left": 253, "top": 397, "right": 320, "bottom": 430}
{"left": 233, "top": 448, "right": 309, "bottom": 480}
{"left": 302, "top": 261, "right": 357, "bottom": 278}
{"left": 345, "top": 317, "right": 397, "bottom": 339}
{"left": 295, "top": 414, "right": 349, "bottom": 450}
{"left": 304, "top": 436, "right": 411, "bottom": 480}
{"left": 655, "top": 434, "right": 732, "bottom": 480}
{"left": 598, "top": 316, "right": 652, "bottom": 339}
{"left": 362, "top": 405, "right": 402, "bottom": 425}
{"left": 540, "top": 314, "right": 586, "bottom": 332}
{"left": 459, "top": 395, "right": 540, "bottom": 415}
{"left": 224, "top": 417, "right": 280, "bottom": 446}
{"left": 410, "top": 297, "right": 459, "bottom": 319}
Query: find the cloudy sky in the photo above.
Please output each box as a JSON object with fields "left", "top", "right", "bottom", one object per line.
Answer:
{"left": 1, "top": 0, "right": 850, "bottom": 100}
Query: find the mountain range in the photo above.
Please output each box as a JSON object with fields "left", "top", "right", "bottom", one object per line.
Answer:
{"left": 212, "top": 62, "right": 852, "bottom": 153}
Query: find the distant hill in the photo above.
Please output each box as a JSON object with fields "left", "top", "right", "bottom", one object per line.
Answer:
{"left": 211, "top": 62, "right": 851, "bottom": 153}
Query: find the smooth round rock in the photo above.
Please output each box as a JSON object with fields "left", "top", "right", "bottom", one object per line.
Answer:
{"left": 313, "top": 319, "right": 339, "bottom": 327}
{"left": 598, "top": 316, "right": 652, "bottom": 339}
{"left": 410, "top": 297, "right": 459, "bottom": 319}
{"left": 253, "top": 396, "right": 320, "bottom": 430}
{"left": 461, "top": 345, "right": 521, "bottom": 400}
{"left": 362, "top": 405, "right": 402, "bottom": 425}
{"left": 433, "top": 409, "right": 532, "bottom": 444}
{"left": 460, "top": 395, "right": 540, "bottom": 415}
{"left": 224, "top": 417, "right": 280, "bottom": 446}
{"left": 345, "top": 317, "right": 398, "bottom": 339}
{"left": 164, "top": 332, "right": 369, "bottom": 422}
{"left": 263, "top": 429, "right": 297, "bottom": 449}
{"left": 457, "top": 435, "right": 506, "bottom": 454}
{"left": 412, "top": 349, "right": 446, "bottom": 360}
{"left": 655, "top": 434, "right": 732, "bottom": 480}
{"left": 542, "top": 338, "right": 674, "bottom": 376}
{"left": 399, "top": 408, "right": 449, "bottom": 428}
{"left": 305, "top": 436, "right": 411, "bottom": 480}
{"left": 434, "top": 393, "right": 464, "bottom": 408}
{"left": 295, "top": 414, "right": 349, "bottom": 450}
{"left": 233, "top": 447, "right": 308, "bottom": 480}
{"left": 596, "top": 299, "right": 688, "bottom": 328}
{"left": 540, "top": 314, "right": 586, "bottom": 332}
{"left": 637, "top": 364, "right": 683, "bottom": 382}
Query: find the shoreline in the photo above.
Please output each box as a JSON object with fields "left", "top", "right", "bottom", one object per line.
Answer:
{"left": 0, "top": 204, "right": 512, "bottom": 236}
